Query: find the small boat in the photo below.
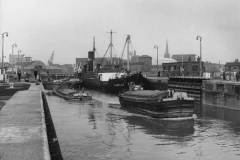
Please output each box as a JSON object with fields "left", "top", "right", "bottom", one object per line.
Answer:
{"left": 52, "top": 80, "right": 91, "bottom": 101}
{"left": 42, "top": 80, "right": 62, "bottom": 90}
{"left": 53, "top": 88, "right": 92, "bottom": 101}
{"left": 119, "top": 90, "right": 195, "bottom": 119}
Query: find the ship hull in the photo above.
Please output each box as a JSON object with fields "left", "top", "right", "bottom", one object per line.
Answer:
{"left": 119, "top": 95, "right": 195, "bottom": 118}
{"left": 82, "top": 72, "right": 149, "bottom": 94}
{"left": 42, "top": 82, "right": 60, "bottom": 90}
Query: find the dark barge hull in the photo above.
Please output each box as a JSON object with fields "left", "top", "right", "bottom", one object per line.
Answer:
{"left": 53, "top": 89, "right": 92, "bottom": 101}
{"left": 43, "top": 80, "right": 83, "bottom": 90}
{"left": 119, "top": 96, "right": 194, "bottom": 118}
{"left": 42, "top": 82, "right": 60, "bottom": 90}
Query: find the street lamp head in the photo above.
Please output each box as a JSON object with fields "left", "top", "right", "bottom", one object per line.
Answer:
{"left": 0, "top": 32, "right": 8, "bottom": 37}
{"left": 196, "top": 35, "right": 202, "bottom": 41}
{"left": 2, "top": 32, "right": 8, "bottom": 37}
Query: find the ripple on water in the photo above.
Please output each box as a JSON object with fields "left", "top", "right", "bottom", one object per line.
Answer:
{"left": 47, "top": 93, "right": 240, "bottom": 160}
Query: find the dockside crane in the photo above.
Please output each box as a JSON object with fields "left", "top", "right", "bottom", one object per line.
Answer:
{"left": 121, "top": 34, "right": 132, "bottom": 71}
{"left": 48, "top": 50, "right": 54, "bottom": 66}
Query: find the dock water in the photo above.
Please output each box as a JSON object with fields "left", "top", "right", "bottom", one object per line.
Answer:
{"left": 0, "top": 80, "right": 240, "bottom": 159}
{"left": 46, "top": 89, "right": 240, "bottom": 160}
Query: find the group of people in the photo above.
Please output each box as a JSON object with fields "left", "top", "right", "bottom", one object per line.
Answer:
{"left": 222, "top": 71, "right": 240, "bottom": 81}
{"left": 16, "top": 70, "right": 39, "bottom": 81}
{"left": 236, "top": 71, "right": 240, "bottom": 81}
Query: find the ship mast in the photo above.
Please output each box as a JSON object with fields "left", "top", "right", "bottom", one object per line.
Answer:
{"left": 106, "top": 30, "right": 116, "bottom": 64}
{"left": 126, "top": 35, "right": 131, "bottom": 71}
{"left": 110, "top": 30, "right": 113, "bottom": 62}
{"left": 93, "top": 36, "right": 96, "bottom": 53}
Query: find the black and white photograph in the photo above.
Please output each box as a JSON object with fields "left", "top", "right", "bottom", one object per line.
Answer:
{"left": 0, "top": 0, "right": 240, "bottom": 159}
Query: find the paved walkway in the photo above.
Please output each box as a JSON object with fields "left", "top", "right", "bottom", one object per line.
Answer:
{"left": 0, "top": 84, "right": 50, "bottom": 160}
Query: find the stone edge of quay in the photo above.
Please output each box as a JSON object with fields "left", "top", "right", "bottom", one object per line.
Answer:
{"left": 39, "top": 88, "right": 51, "bottom": 160}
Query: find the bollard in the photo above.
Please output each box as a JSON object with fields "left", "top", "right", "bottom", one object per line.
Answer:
{"left": 9, "top": 83, "right": 14, "bottom": 88}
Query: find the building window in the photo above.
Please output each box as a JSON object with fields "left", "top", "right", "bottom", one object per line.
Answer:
{"left": 174, "top": 65, "right": 177, "bottom": 70}
{"left": 233, "top": 66, "right": 238, "bottom": 70}
{"left": 192, "top": 65, "right": 198, "bottom": 71}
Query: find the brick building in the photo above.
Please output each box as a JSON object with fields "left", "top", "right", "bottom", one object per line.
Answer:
{"left": 76, "top": 54, "right": 151, "bottom": 72}
{"left": 130, "top": 55, "right": 152, "bottom": 72}
{"left": 225, "top": 59, "right": 240, "bottom": 72}
{"left": 9, "top": 54, "right": 32, "bottom": 64}
{"left": 172, "top": 54, "right": 197, "bottom": 62}
{"left": 162, "top": 61, "right": 204, "bottom": 77}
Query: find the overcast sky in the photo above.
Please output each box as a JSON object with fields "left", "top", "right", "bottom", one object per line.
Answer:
{"left": 1, "top": 0, "right": 240, "bottom": 64}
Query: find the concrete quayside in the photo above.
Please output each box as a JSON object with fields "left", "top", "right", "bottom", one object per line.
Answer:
{"left": 0, "top": 83, "right": 62, "bottom": 160}
{"left": 202, "top": 80, "right": 240, "bottom": 122}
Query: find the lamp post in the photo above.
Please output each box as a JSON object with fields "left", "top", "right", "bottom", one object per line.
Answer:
{"left": 10, "top": 43, "right": 17, "bottom": 73}
{"left": 21, "top": 54, "right": 24, "bottom": 74}
{"left": 154, "top": 45, "right": 159, "bottom": 70}
{"left": 196, "top": 35, "right": 202, "bottom": 77}
{"left": 17, "top": 49, "right": 22, "bottom": 71}
{"left": 1, "top": 32, "right": 8, "bottom": 82}
{"left": 181, "top": 55, "right": 184, "bottom": 76}
{"left": 11, "top": 43, "right": 17, "bottom": 55}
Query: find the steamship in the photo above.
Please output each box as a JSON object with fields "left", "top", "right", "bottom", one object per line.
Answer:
{"left": 80, "top": 33, "right": 149, "bottom": 94}
{"left": 81, "top": 50, "right": 147, "bottom": 94}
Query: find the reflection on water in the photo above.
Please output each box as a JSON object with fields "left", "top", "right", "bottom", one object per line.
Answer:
{"left": 47, "top": 91, "right": 240, "bottom": 160}
{"left": 123, "top": 116, "right": 194, "bottom": 137}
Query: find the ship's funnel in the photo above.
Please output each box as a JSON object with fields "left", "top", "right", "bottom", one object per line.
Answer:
{"left": 88, "top": 51, "right": 95, "bottom": 71}
{"left": 88, "top": 51, "right": 95, "bottom": 60}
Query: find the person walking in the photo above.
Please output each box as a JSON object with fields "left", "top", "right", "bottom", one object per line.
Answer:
{"left": 236, "top": 71, "right": 240, "bottom": 82}
{"left": 223, "top": 71, "right": 226, "bottom": 80}
{"left": 34, "top": 70, "right": 38, "bottom": 80}
{"left": 17, "top": 70, "right": 21, "bottom": 81}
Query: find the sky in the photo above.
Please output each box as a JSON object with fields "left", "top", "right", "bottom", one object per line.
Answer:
{"left": 1, "top": 0, "right": 240, "bottom": 65}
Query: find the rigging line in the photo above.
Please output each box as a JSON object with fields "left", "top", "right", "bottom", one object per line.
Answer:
{"left": 121, "top": 38, "right": 127, "bottom": 59}
{"left": 111, "top": 45, "right": 121, "bottom": 59}
{"left": 120, "top": 35, "right": 132, "bottom": 66}
{"left": 119, "top": 38, "right": 127, "bottom": 66}
{"left": 111, "top": 47, "right": 119, "bottom": 65}
{"left": 106, "top": 30, "right": 116, "bottom": 63}
{"left": 100, "top": 44, "right": 111, "bottom": 65}
{"left": 110, "top": 43, "right": 121, "bottom": 59}
{"left": 129, "top": 40, "right": 134, "bottom": 51}
{"left": 129, "top": 43, "right": 134, "bottom": 58}
{"left": 109, "top": 43, "right": 114, "bottom": 57}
